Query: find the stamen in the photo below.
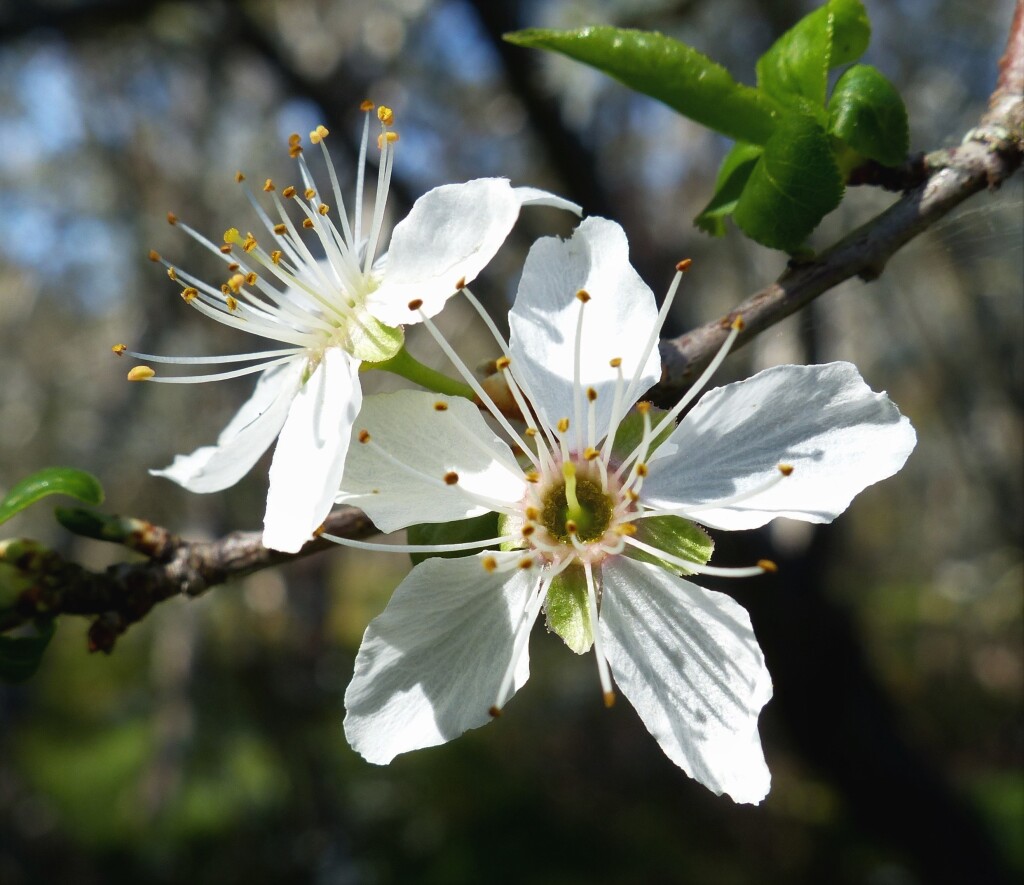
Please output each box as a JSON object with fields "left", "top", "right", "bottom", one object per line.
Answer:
{"left": 621, "top": 265, "right": 685, "bottom": 410}
{"left": 633, "top": 463, "right": 794, "bottom": 518}
{"left": 599, "top": 357, "right": 627, "bottom": 465}
{"left": 573, "top": 293, "right": 587, "bottom": 455}
{"left": 118, "top": 347, "right": 302, "bottom": 366}
{"left": 321, "top": 533, "right": 515, "bottom": 554}
{"left": 623, "top": 536, "right": 773, "bottom": 578}
{"left": 584, "top": 562, "right": 615, "bottom": 708}
{"left": 129, "top": 355, "right": 298, "bottom": 384}
{"left": 127, "top": 366, "right": 155, "bottom": 381}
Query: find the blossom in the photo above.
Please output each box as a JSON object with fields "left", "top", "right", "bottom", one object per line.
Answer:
{"left": 115, "top": 103, "right": 580, "bottom": 552}
{"left": 330, "top": 217, "right": 917, "bottom": 803}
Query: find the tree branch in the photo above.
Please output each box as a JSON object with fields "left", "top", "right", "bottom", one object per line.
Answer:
{"left": 1, "top": 6, "right": 1021, "bottom": 651}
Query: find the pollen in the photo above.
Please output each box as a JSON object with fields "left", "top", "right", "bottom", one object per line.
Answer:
{"left": 575, "top": 289, "right": 591, "bottom": 303}
{"left": 676, "top": 258, "right": 693, "bottom": 272}
{"left": 148, "top": 249, "right": 160, "bottom": 262}
{"left": 443, "top": 471, "right": 459, "bottom": 485}
{"left": 358, "top": 430, "right": 371, "bottom": 444}
{"left": 482, "top": 556, "right": 498, "bottom": 573}
{"left": 127, "top": 365, "right": 155, "bottom": 381}
{"left": 433, "top": 401, "right": 448, "bottom": 411}
{"left": 309, "top": 124, "right": 329, "bottom": 144}
{"left": 407, "top": 298, "right": 423, "bottom": 311}
{"left": 778, "top": 463, "right": 794, "bottom": 476}
{"left": 557, "top": 418, "right": 570, "bottom": 434}
{"left": 181, "top": 287, "right": 198, "bottom": 303}
{"left": 758, "top": 559, "right": 778, "bottom": 573}
{"left": 111, "top": 343, "right": 127, "bottom": 355}
{"left": 377, "top": 105, "right": 394, "bottom": 126}
{"left": 282, "top": 186, "right": 296, "bottom": 199}
{"left": 227, "top": 273, "right": 245, "bottom": 292}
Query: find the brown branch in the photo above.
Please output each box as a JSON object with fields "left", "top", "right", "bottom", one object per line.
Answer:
{"left": 2, "top": 4, "right": 1021, "bottom": 652}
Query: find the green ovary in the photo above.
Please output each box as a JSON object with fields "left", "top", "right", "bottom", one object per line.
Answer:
{"left": 540, "top": 475, "right": 614, "bottom": 543}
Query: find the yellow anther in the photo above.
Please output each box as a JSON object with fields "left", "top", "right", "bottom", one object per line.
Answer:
{"left": 482, "top": 556, "right": 498, "bottom": 573}
{"left": 302, "top": 218, "right": 314, "bottom": 229}
{"left": 407, "top": 298, "right": 423, "bottom": 311}
{"left": 495, "top": 356, "right": 511, "bottom": 371}
{"left": 625, "top": 489, "right": 639, "bottom": 502}
{"left": 318, "top": 203, "right": 330, "bottom": 216}
{"left": 525, "top": 427, "right": 537, "bottom": 437}
{"left": 360, "top": 99, "right": 375, "bottom": 112}
{"left": 304, "top": 188, "right": 316, "bottom": 200}
{"left": 778, "top": 463, "right": 794, "bottom": 476}
{"left": 636, "top": 463, "right": 648, "bottom": 477}
{"left": 263, "top": 178, "right": 275, "bottom": 192}
{"left": 288, "top": 133, "right": 301, "bottom": 147}
{"left": 525, "top": 470, "right": 540, "bottom": 483}
{"left": 455, "top": 276, "right": 467, "bottom": 290}
{"left": 377, "top": 105, "right": 394, "bottom": 125}
{"left": 518, "top": 557, "right": 534, "bottom": 570}
{"left": 444, "top": 471, "right": 459, "bottom": 485}
{"left": 127, "top": 366, "right": 155, "bottom": 382}
{"left": 111, "top": 343, "right": 127, "bottom": 356}
{"left": 377, "top": 131, "right": 399, "bottom": 149}
{"left": 615, "top": 523, "right": 637, "bottom": 536}
{"left": 166, "top": 267, "right": 177, "bottom": 281}
{"left": 358, "top": 430, "right": 371, "bottom": 444}
{"left": 181, "top": 287, "right": 198, "bottom": 303}
{"left": 309, "top": 124, "right": 329, "bottom": 144}
{"left": 282, "top": 186, "right": 297, "bottom": 199}
{"left": 226, "top": 295, "right": 239, "bottom": 311}
{"left": 273, "top": 223, "right": 287, "bottom": 235}
{"left": 525, "top": 507, "right": 540, "bottom": 521}
{"left": 636, "top": 401, "right": 651, "bottom": 414}
{"left": 758, "top": 559, "right": 778, "bottom": 574}
{"left": 603, "top": 691, "right": 616, "bottom": 709}
{"left": 220, "top": 283, "right": 230, "bottom": 295}
{"left": 575, "top": 289, "right": 591, "bottom": 303}
{"left": 270, "top": 250, "right": 283, "bottom": 264}
{"left": 245, "top": 272, "right": 257, "bottom": 286}
{"left": 731, "top": 315, "right": 745, "bottom": 332}
{"left": 557, "top": 418, "right": 570, "bottom": 433}
{"left": 219, "top": 244, "right": 233, "bottom": 254}
{"left": 586, "top": 387, "right": 597, "bottom": 402}
{"left": 235, "top": 171, "right": 245, "bottom": 183}
{"left": 676, "top": 258, "right": 693, "bottom": 272}
{"left": 583, "top": 447, "right": 601, "bottom": 461}
{"left": 166, "top": 212, "right": 177, "bottom": 225}
{"left": 243, "top": 233, "right": 257, "bottom": 252}
{"left": 521, "top": 524, "right": 535, "bottom": 537}
{"left": 227, "top": 262, "right": 240, "bottom": 271}
{"left": 147, "top": 249, "right": 160, "bottom": 262}
{"left": 434, "top": 401, "right": 448, "bottom": 411}
{"left": 609, "top": 357, "right": 622, "bottom": 368}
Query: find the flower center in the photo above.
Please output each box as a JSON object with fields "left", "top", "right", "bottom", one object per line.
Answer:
{"left": 540, "top": 464, "right": 614, "bottom": 543}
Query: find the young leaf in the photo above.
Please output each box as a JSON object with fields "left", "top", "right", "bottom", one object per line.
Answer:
{"left": 0, "top": 620, "right": 55, "bottom": 683}
{"left": 406, "top": 513, "right": 500, "bottom": 566}
{"left": 695, "top": 142, "right": 763, "bottom": 236}
{"left": 828, "top": 64, "right": 909, "bottom": 168}
{"left": 733, "top": 113, "right": 843, "bottom": 252}
{"left": 505, "top": 26, "right": 784, "bottom": 145}
{"left": 0, "top": 467, "right": 104, "bottom": 526}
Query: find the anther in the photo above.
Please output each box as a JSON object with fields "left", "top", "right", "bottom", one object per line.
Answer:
{"left": 318, "top": 203, "right": 330, "bottom": 216}
{"left": 273, "top": 223, "right": 287, "bottom": 235}
{"left": 127, "top": 366, "right": 155, "bottom": 381}
{"left": 488, "top": 705, "right": 502, "bottom": 718}
{"left": 242, "top": 233, "right": 257, "bottom": 252}
{"left": 675, "top": 258, "right": 693, "bottom": 272}
{"left": 444, "top": 471, "right": 459, "bottom": 485}
{"left": 219, "top": 244, "right": 232, "bottom": 254}
{"left": 434, "top": 401, "right": 448, "bottom": 411}
{"left": 227, "top": 273, "right": 245, "bottom": 292}
{"left": 518, "top": 557, "right": 534, "bottom": 570}
{"left": 603, "top": 691, "right": 616, "bottom": 709}
{"left": 609, "top": 357, "right": 622, "bottom": 368}
{"left": 166, "top": 267, "right": 177, "bottom": 281}
{"left": 360, "top": 99, "right": 375, "bottom": 112}
{"left": 270, "top": 250, "right": 283, "bottom": 264}
{"left": 111, "top": 343, "right": 126, "bottom": 356}
{"left": 288, "top": 133, "right": 301, "bottom": 147}
{"left": 377, "top": 105, "right": 395, "bottom": 125}
{"left": 615, "top": 523, "right": 637, "bottom": 536}
{"left": 309, "top": 124, "right": 329, "bottom": 144}
{"left": 495, "top": 356, "right": 511, "bottom": 371}
{"left": 583, "top": 447, "right": 601, "bottom": 461}
{"left": 148, "top": 249, "right": 160, "bottom": 262}
{"left": 235, "top": 171, "right": 245, "bottom": 183}
{"left": 302, "top": 218, "right": 314, "bottom": 229}
{"left": 304, "top": 188, "right": 316, "bottom": 200}
{"left": 455, "top": 276, "right": 467, "bottom": 290}
{"left": 282, "top": 186, "right": 296, "bottom": 199}
{"left": 757, "top": 559, "right": 778, "bottom": 573}
{"left": 575, "top": 289, "right": 591, "bottom": 303}
{"left": 525, "top": 471, "right": 540, "bottom": 483}
{"left": 557, "top": 418, "right": 570, "bottom": 433}
{"left": 586, "top": 387, "right": 598, "bottom": 402}
{"left": 525, "top": 428, "right": 537, "bottom": 437}
{"left": 525, "top": 507, "right": 539, "bottom": 521}
{"left": 731, "top": 315, "right": 745, "bottom": 332}
{"left": 521, "top": 524, "right": 535, "bottom": 537}
{"left": 181, "top": 287, "right": 198, "bottom": 303}
{"left": 245, "top": 272, "right": 257, "bottom": 286}
{"left": 778, "top": 463, "right": 794, "bottom": 476}
{"left": 636, "top": 463, "right": 648, "bottom": 477}
{"left": 377, "top": 132, "right": 399, "bottom": 149}
{"left": 565, "top": 519, "right": 578, "bottom": 535}
{"left": 226, "top": 296, "right": 239, "bottom": 312}
{"left": 166, "top": 212, "right": 177, "bottom": 225}
{"left": 263, "top": 178, "right": 275, "bottom": 192}
{"left": 358, "top": 430, "right": 371, "bottom": 444}
{"left": 408, "top": 298, "right": 423, "bottom": 311}
{"left": 482, "top": 556, "right": 498, "bottom": 573}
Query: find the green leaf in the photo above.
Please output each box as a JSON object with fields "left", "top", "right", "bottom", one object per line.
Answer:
{"left": 505, "top": 26, "right": 784, "bottom": 145}
{"left": 0, "top": 619, "right": 55, "bottom": 683}
{"left": 695, "top": 142, "right": 762, "bottom": 236}
{"left": 610, "top": 405, "right": 675, "bottom": 463}
{"left": 544, "top": 563, "right": 592, "bottom": 654}
{"left": 733, "top": 113, "right": 843, "bottom": 252}
{"left": 406, "top": 513, "right": 501, "bottom": 566}
{"left": 756, "top": 0, "right": 870, "bottom": 114}
{"left": 828, "top": 64, "right": 909, "bottom": 168}
{"left": 624, "top": 516, "right": 713, "bottom": 576}
{"left": 0, "top": 468, "right": 104, "bottom": 527}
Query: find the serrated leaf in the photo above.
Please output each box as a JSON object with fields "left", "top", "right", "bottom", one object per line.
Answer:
{"left": 624, "top": 516, "right": 714, "bottom": 576}
{"left": 544, "top": 563, "right": 592, "bottom": 654}
{"left": 733, "top": 113, "right": 843, "bottom": 252}
{"left": 828, "top": 64, "right": 909, "bottom": 168}
{"left": 506, "top": 26, "right": 784, "bottom": 145}
{"left": 695, "top": 142, "right": 762, "bottom": 236}
{"left": 756, "top": 0, "right": 870, "bottom": 114}
{"left": 610, "top": 405, "right": 675, "bottom": 463}
{"left": 0, "top": 620, "right": 55, "bottom": 683}
{"left": 0, "top": 468, "right": 104, "bottom": 526}
{"left": 406, "top": 513, "right": 501, "bottom": 566}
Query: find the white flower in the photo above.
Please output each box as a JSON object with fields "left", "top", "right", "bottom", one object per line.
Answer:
{"left": 116, "top": 103, "right": 580, "bottom": 552}
{"left": 330, "top": 217, "right": 917, "bottom": 803}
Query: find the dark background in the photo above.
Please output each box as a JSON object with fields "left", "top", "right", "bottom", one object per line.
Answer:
{"left": 0, "top": 1, "right": 1020, "bottom": 882}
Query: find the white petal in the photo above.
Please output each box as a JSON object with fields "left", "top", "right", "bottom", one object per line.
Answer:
{"left": 336, "top": 389, "right": 527, "bottom": 533}
{"left": 599, "top": 557, "right": 773, "bottom": 804}
{"left": 262, "top": 347, "right": 361, "bottom": 552}
{"left": 150, "top": 359, "right": 304, "bottom": 494}
{"left": 644, "top": 362, "right": 917, "bottom": 530}
{"left": 508, "top": 217, "right": 661, "bottom": 446}
{"left": 344, "top": 553, "right": 537, "bottom": 764}
{"left": 366, "top": 178, "right": 579, "bottom": 327}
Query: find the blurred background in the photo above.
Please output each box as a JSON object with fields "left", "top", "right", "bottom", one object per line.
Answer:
{"left": 0, "top": 0, "right": 1020, "bottom": 882}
